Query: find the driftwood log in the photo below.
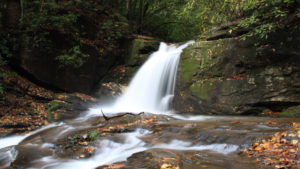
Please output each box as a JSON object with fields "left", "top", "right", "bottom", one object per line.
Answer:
{"left": 101, "top": 109, "right": 144, "bottom": 121}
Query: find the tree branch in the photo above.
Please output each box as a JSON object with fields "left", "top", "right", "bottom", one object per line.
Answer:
{"left": 101, "top": 109, "right": 144, "bottom": 121}
{"left": 149, "top": 22, "right": 178, "bottom": 32}
{"left": 135, "top": 5, "right": 171, "bottom": 30}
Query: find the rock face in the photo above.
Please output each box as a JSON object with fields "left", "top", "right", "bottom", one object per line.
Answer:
{"left": 14, "top": 39, "right": 118, "bottom": 95}
{"left": 174, "top": 22, "right": 300, "bottom": 115}
{"left": 10, "top": 34, "right": 159, "bottom": 96}
{"left": 100, "top": 36, "right": 160, "bottom": 85}
{"left": 2, "top": 0, "right": 159, "bottom": 96}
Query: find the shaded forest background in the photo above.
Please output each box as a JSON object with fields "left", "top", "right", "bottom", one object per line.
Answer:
{"left": 0, "top": 0, "right": 299, "bottom": 74}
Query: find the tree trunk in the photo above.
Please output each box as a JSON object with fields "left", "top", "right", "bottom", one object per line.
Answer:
{"left": 143, "top": 2, "right": 149, "bottom": 19}
{"left": 137, "top": 0, "right": 144, "bottom": 34}
{"left": 127, "top": 0, "right": 132, "bottom": 30}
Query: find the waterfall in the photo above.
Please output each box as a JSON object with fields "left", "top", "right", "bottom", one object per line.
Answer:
{"left": 91, "top": 40, "right": 194, "bottom": 115}
{"left": 0, "top": 40, "right": 252, "bottom": 169}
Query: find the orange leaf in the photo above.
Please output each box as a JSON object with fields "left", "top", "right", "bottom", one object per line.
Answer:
{"left": 231, "top": 120, "right": 241, "bottom": 124}
{"left": 266, "top": 121, "right": 277, "bottom": 125}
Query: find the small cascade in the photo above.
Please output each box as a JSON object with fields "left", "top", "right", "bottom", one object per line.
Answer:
{"left": 91, "top": 41, "right": 194, "bottom": 115}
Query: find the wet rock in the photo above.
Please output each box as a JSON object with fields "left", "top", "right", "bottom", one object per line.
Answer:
{"left": 96, "top": 162, "right": 126, "bottom": 169}
{"left": 123, "top": 149, "right": 258, "bottom": 169}
{"left": 11, "top": 145, "right": 54, "bottom": 169}
{"left": 0, "top": 146, "right": 17, "bottom": 168}
{"left": 67, "top": 137, "right": 74, "bottom": 140}
{"left": 278, "top": 105, "right": 300, "bottom": 117}
{"left": 96, "top": 82, "right": 127, "bottom": 104}
{"left": 45, "top": 94, "right": 98, "bottom": 122}
{"left": 174, "top": 21, "right": 300, "bottom": 115}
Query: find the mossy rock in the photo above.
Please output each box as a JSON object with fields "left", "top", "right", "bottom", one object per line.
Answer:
{"left": 175, "top": 21, "right": 300, "bottom": 115}
{"left": 46, "top": 101, "right": 64, "bottom": 122}
{"left": 279, "top": 106, "right": 300, "bottom": 117}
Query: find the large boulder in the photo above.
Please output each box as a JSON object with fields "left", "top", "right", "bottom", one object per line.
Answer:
{"left": 174, "top": 22, "right": 300, "bottom": 115}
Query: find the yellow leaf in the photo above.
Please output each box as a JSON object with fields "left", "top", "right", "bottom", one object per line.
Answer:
{"left": 229, "top": 29, "right": 233, "bottom": 33}
{"left": 161, "top": 164, "right": 172, "bottom": 169}
{"left": 292, "top": 140, "right": 299, "bottom": 145}
{"left": 254, "top": 147, "right": 262, "bottom": 151}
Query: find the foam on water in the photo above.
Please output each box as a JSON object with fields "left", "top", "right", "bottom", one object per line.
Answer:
{"left": 41, "top": 130, "right": 239, "bottom": 169}
{"left": 45, "top": 129, "right": 151, "bottom": 169}
{"left": 0, "top": 122, "right": 65, "bottom": 149}
{"left": 154, "top": 140, "right": 240, "bottom": 153}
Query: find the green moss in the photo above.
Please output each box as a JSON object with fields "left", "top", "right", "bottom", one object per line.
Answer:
{"left": 190, "top": 80, "right": 214, "bottom": 101}
{"left": 125, "top": 67, "right": 138, "bottom": 77}
{"left": 46, "top": 101, "right": 63, "bottom": 122}
{"left": 44, "top": 103, "right": 49, "bottom": 109}
{"left": 278, "top": 106, "right": 300, "bottom": 117}
{"left": 182, "top": 57, "right": 199, "bottom": 82}
{"left": 181, "top": 39, "right": 231, "bottom": 82}
{"left": 125, "top": 58, "right": 139, "bottom": 67}
{"left": 89, "top": 130, "right": 102, "bottom": 141}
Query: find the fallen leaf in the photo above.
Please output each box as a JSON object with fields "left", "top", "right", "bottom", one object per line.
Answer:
{"left": 292, "top": 140, "right": 298, "bottom": 145}
{"left": 275, "top": 165, "right": 285, "bottom": 169}
{"left": 266, "top": 121, "right": 277, "bottom": 125}
{"left": 161, "top": 164, "right": 172, "bottom": 169}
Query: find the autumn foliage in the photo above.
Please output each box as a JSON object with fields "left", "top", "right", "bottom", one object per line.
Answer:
{"left": 239, "top": 122, "right": 300, "bottom": 168}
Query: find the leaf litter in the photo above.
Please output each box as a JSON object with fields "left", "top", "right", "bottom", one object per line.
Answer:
{"left": 239, "top": 121, "right": 300, "bottom": 168}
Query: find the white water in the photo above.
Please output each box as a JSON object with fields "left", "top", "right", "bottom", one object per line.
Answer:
{"left": 0, "top": 41, "right": 242, "bottom": 169}
{"left": 89, "top": 41, "right": 195, "bottom": 115}
{"left": 40, "top": 129, "right": 239, "bottom": 169}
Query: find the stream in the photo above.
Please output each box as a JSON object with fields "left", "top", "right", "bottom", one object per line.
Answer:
{"left": 0, "top": 41, "right": 298, "bottom": 169}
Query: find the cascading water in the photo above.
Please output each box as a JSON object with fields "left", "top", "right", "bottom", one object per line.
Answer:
{"left": 90, "top": 41, "right": 195, "bottom": 115}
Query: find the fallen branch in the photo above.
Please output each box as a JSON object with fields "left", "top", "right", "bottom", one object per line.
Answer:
{"left": 1, "top": 101, "right": 17, "bottom": 117}
{"left": 22, "top": 84, "right": 30, "bottom": 97}
{"left": 101, "top": 109, "right": 144, "bottom": 121}
{"left": 10, "top": 81, "right": 52, "bottom": 102}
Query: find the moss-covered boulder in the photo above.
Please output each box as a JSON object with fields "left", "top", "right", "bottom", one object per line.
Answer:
{"left": 174, "top": 22, "right": 300, "bottom": 115}
{"left": 279, "top": 106, "right": 300, "bottom": 117}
